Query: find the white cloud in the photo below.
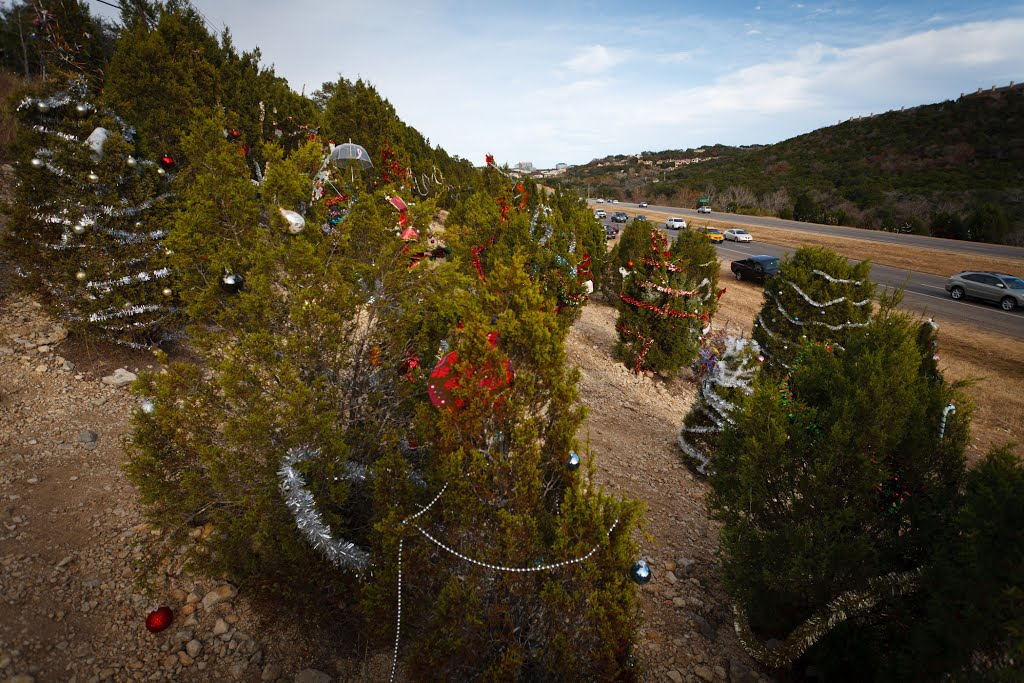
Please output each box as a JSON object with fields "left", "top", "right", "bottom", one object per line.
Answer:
{"left": 657, "top": 51, "right": 694, "bottom": 64}
{"left": 562, "top": 45, "right": 628, "bottom": 73}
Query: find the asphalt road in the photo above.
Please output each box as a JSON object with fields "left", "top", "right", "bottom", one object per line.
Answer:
{"left": 592, "top": 203, "right": 1024, "bottom": 341}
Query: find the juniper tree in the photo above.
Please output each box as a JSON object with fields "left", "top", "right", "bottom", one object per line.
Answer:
{"left": 752, "top": 246, "right": 874, "bottom": 373}
{"left": 710, "top": 300, "right": 971, "bottom": 678}
{"left": 615, "top": 227, "right": 720, "bottom": 373}
{"left": 3, "top": 78, "right": 177, "bottom": 347}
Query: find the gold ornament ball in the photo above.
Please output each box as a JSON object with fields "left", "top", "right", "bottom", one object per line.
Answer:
{"left": 73, "top": 223, "right": 87, "bottom": 235}
{"left": 126, "top": 156, "right": 138, "bottom": 168}
{"left": 157, "top": 167, "right": 166, "bottom": 177}
{"left": 86, "top": 171, "right": 100, "bottom": 183}
{"left": 75, "top": 103, "right": 89, "bottom": 116}
{"left": 75, "top": 270, "right": 87, "bottom": 281}
{"left": 37, "top": 101, "right": 50, "bottom": 113}
{"left": 30, "top": 157, "right": 44, "bottom": 169}
{"left": 162, "top": 287, "right": 173, "bottom": 297}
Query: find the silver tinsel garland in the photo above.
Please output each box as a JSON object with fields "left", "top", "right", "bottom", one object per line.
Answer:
{"left": 277, "top": 447, "right": 371, "bottom": 572}
{"left": 732, "top": 567, "right": 923, "bottom": 669}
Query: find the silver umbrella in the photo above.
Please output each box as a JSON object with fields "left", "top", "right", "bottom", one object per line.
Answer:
{"left": 330, "top": 141, "right": 373, "bottom": 180}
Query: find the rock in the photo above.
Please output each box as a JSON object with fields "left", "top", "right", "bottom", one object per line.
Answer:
{"left": 101, "top": 368, "right": 137, "bottom": 387}
{"left": 201, "top": 583, "right": 238, "bottom": 610}
{"left": 714, "top": 665, "right": 726, "bottom": 679}
{"left": 677, "top": 557, "right": 696, "bottom": 577}
{"left": 212, "top": 618, "right": 230, "bottom": 636}
{"left": 169, "top": 588, "right": 187, "bottom": 602}
{"left": 664, "top": 560, "right": 677, "bottom": 572}
{"left": 8, "top": 676, "right": 35, "bottom": 683}
{"left": 686, "top": 610, "right": 717, "bottom": 642}
{"left": 35, "top": 364, "right": 48, "bottom": 374}
{"left": 729, "top": 658, "right": 757, "bottom": 683}
{"left": 294, "top": 669, "right": 332, "bottom": 683}
{"left": 666, "top": 570, "right": 677, "bottom": 584}
{"left": 185, "top": 639, "right": 202, "bottom": 658}
{"left": 694, "top": 665, "right": 714, "bottom": 681}
{"left": 667, "top": 670, "right": 683, "bottom": 683}
{"left": 77, "top": 430, "right": 98, "bottom": 444}
{"left": 63, "top": 359, "right": 75, "bottom": 371}
{"left": 177, "top": 651, "right": 193, "bottom": 666}
{"left": 261, "top": 662, "right": 282, "bottom": 681}
{"left": 171, "top": 630, "right": 194, "bottom": 645}
{"left": 230, "top": 662, "right": 250, "bottom": 680}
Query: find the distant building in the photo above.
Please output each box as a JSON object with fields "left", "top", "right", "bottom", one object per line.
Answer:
{"left": 515, "top": 161, "right": 534, "bottom": 172}
{"left": 555, "top": 163, "right": 568, "bottom": 170}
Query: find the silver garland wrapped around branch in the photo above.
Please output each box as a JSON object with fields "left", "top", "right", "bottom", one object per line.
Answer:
{"left": 277, "top": 447, "right": 371, "bottom": 572}
{"left": 732, "top": 567, "right": 923, "bottom": 669}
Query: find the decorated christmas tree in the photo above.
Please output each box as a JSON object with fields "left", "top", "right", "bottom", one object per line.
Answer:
{"left": 615, "top": 227, "right": 721, "bottom": 373}
{"left": 752, "top": 246, "right": 874, "bottom": 372}
{"left": 127, "top": 136, "right": 644, "bottom": 679}
{"left": 709, "top": 299, "right": 973, "bottom": 678}
{"left": 3, "top": 78, "right": 178, "bottom": 347}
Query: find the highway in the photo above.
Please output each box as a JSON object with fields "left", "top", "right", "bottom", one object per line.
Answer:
{"left": 591, "top": 202, "right": 1024, "bottom": 341}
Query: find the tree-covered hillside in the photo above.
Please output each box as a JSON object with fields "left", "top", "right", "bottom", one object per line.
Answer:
{"left": 555, "top": 85, "right": 1024, "bottom": 245}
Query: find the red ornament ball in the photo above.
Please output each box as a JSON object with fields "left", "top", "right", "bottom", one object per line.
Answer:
{"left": 229, "top": 129, "right": 241, "bottom": 140}
{"left": 159, "top": 155, "right": 176, "bottom": 171}
{"left": 145, "top": 606, "right": 173, "bottom": 633}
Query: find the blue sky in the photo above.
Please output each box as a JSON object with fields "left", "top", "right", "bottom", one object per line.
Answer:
{"left": 83, "top": 1, "right": 1024, "bottom": 168}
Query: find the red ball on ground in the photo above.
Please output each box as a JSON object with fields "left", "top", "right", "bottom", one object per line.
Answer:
{"left": 145, "top": 606, "right": 173, "bottom": 633}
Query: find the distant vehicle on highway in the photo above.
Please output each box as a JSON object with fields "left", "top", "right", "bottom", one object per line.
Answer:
{"left": 611, "top": 211, "right": 628, "bottom": 223}
{"left": 638, "top": 201, "right": 649, "bottom": 208}
{"left": 723, "top": 228, "right": 752, "bottom": 242}
{"left": 612, "top": 199, "right": 619, "bottom": 204}
{"left": 595, "top": 209, "right": 607, "bottom": 219}
{"left": 731, "top": 255, "right": 780, "bottom": 283}
{"left": 946, "top": 270, "right": 1024, "bottom": 311}
{"left": 697, "top": 206, "right": 712, "bottom": 214}
{"left": 665, "top": 217, "right": 687, "bottom": 230}
{"left": 605, "top": 225, "right": 619, "bottom": 240}
{"left": 703, "top": 227, "right": 724, "bottom": 242}
{"left": 634, "top": 214, "right": 648, "bottom": 222}
{"left": 596, "top": 198, "right": 605, "bottom": 203}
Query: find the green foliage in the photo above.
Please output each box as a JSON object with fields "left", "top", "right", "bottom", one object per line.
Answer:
{"left": 615, "top": 227, "right": 720, "bottom": 374}
{"left": 102, "top": 1, "right": 223, "bottom": 158}
{"left": 0, "top": 0, "right": 117, "bottom": 82}
{"left": 710, "top": 307, "right": 972, "bottom": 679}
{"left": 753, "top": 246, "right": 874, "bottom": 373}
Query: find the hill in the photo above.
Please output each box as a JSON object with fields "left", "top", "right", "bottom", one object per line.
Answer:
{"left": 554, "top": 84, "right": 1024, "bottom": 244}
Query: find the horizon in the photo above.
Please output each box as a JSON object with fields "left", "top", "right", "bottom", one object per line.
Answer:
{"left": 81, "top": 0, "right": 1024, "bottom": 168}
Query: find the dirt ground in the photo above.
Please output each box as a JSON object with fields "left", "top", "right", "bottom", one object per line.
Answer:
{"left": 1, "top": 253, "right": 1020, "bottom": 683}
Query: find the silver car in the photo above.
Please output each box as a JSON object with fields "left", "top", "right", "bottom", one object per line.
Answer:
{"left": 945, "top": 271, "right": 1024, "bottom": 311}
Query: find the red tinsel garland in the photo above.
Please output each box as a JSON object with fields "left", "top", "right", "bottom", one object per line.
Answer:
{"left": 617, "top": 324, "right": 656, "bottom": 373}
{"left": 619, "top": 294, "right": 711, "bottom": 322}
{"left": 471, "top": 236, "right": 497, "bottom": 283}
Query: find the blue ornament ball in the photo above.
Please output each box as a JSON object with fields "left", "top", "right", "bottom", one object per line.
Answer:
{"left": 630, "top": 559, "right": 652, "bottom": 585}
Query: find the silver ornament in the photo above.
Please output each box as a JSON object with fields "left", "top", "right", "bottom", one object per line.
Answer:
{"left": 162, "top": 287, "right": 172, "bottom": 297}
{"left": 37, "top": 101, "right": 50, "bottom": 113}
{"left": 279, "top": 208, "right": 305, "bottom": 234}
{"left": 30, "top": 157, "right": 44, "bottom": 169}
{"left": 221, "top": 273, "right": 244, "bottom": 294}
{"left": 86, "top": 171, "right": 100, "bottom": 183}
{"left": 75, "top": 102, "right": 90, "bottom": 116}
{"left": 630, "top": 559, "right": 652, "bottom": 585}
{"left": 567, "top": 450, "right": 581, "bottom": 471}
{"left": 157, "top": 167, "right": 166, "bottom": 177}
{"left": 75, "top": 270, "right": 87, "bottom": 281}
{"left": 140, "top": 399, "right": 155, "bottom": 415}
{"left": 126, "top": 155, "right": 138, "bottom": 168}
{"left": 72, "top": 222, "right": 87, "bottom": 235}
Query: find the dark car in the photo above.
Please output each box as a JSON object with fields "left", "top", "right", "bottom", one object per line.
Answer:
{"left": 604, "top": 225, "right": 619, "bottom": 240}
{"left": 731, "top": 255, "right": 780, "bottom": 283}
{"left": 634, "top": 214, "right": 648, "bottom": 222}
{"left": 611, "top": 211, "right": 629, "bottom": 223}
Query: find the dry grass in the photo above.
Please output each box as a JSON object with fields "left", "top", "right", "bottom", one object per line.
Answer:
{"left": 713, "top": 262, "right": 1023, "bottom": 463}
{"left": 623, "top": 207, "right": 1024, "bottom": 277}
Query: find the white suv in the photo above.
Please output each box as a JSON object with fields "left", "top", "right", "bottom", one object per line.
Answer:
{"left": 697, "top": 206, "right": 712, "bottom": 214}
{"left": 665, "top": 217, "right": 687, "bottom": 230}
